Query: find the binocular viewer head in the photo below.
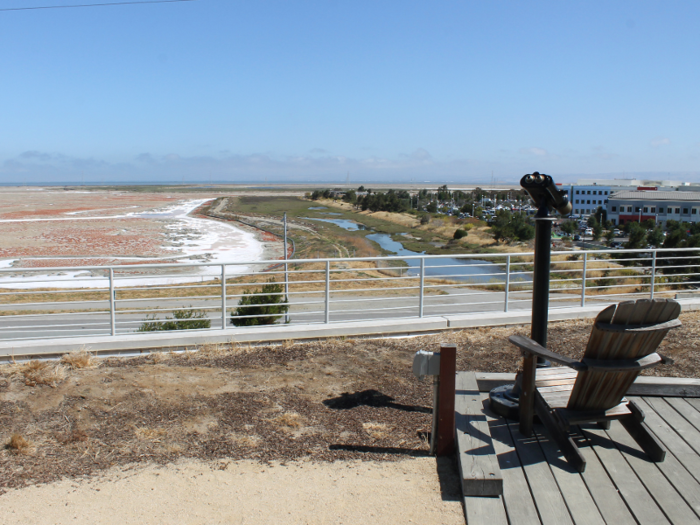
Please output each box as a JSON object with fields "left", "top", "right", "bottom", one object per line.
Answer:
{"left": 520, "top": 172, "right": 572, "bottom": 216}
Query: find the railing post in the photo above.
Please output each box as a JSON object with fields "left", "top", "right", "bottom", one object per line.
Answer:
{"left": 504, "top": 255, "right": 511, "bottom": 312}
{"left": 419, "top": 258, "right": 425, "bottom": 318}
{"left": 109, "top": 268, "right": 116, "bottom": 336}
{"left": 580, "top": 252, "right": 588, "bottom": 307}
{"left": 221, "top": 264, "right": 227, "bottom": 329}
{"left": 650, "top": 250, "right": 657, "bottom": 299}
{"left": 325, "top": 260, "right": 330, "bottom": 324}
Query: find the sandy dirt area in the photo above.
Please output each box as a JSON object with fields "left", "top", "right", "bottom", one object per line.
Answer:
{"left": 0, "top": 458, "right": 464, "bottom": 525}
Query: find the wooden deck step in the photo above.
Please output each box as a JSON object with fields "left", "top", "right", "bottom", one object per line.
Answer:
{"left": 455, "top": 371, "right": 503, "bottom": 497}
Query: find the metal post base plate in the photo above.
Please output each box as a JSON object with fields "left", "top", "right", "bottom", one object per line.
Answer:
{"left": 489, "top": 384, "right": 520, "bottom": 420}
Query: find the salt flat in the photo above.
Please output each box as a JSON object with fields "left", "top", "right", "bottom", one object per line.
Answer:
{"left": 0, "top": 188, "right": 269, "bottom": 289}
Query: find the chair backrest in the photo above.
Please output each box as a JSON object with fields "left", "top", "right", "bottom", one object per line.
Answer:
{"left": 567, "top": 298, "right": 681, "bottom": 411}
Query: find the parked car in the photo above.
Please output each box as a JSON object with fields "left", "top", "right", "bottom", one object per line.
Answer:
{"left": 610, "top": 241, "right": 623, "bottom": 249}
{"left": 584, "top": 228, "right": 593, "bottom": 236}
{"left": 613, "top": 229, "right": 622, "bottom": 236}
{"left": 573, "top": 234, "right": 582, "bottom": 241}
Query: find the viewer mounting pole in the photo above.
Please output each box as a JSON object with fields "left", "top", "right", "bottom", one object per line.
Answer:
{"left": 489, "top": 172, "right": 572, "bottom": 419}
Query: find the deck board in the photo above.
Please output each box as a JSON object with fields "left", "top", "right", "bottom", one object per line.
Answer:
{"left": 455, "top": 386, "right": 700, "bottom": 525}
{"left": 455, "top": 373, "right": 503, "bottom": 496}
{"left": 632, "top": 397, "right": 700, "bottom": 485}
{"left": 576, "top": 429, "right": 637, "bottom": 525}
{"left": 481, "top": 394, "right": 540, "bottom": 525}
{"left": 583, "top": 426, "right": 671, "bottom": 524}
{"left": 507, "top": 419, "right": 574, "bottom": 525}
{"left": 605, "top": 420, "right": 700, "bottom": 524}
{"left": 665, "top": 397, "right": 700, "bottom": 434}
{"left": 645, "top": 397, "right": 700, "bottom": 456}
{"left": 534, "top": 425, "right": 605, "bottom": 525}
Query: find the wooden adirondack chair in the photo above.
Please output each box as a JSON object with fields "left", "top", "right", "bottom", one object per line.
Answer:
{"left": 509, "top": 298, "right": 681, "bottom": 472}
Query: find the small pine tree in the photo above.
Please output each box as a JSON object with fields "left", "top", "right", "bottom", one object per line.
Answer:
{"left": 231, "top": 280, "right": 289, "bottom": 326}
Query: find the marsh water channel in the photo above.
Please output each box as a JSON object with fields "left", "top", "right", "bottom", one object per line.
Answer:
{"left": 303, "top": 216, "right": 531, "bottom": 284}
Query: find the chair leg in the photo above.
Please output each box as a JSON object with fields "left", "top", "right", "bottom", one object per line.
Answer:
{"left": 619, "top": 410, "right": 666, "bottom": 462}
{"left": 519, "top": 354, "right": 537, "bottom": 437}
{"left": 534, "top": 394, "right": 586, "bottom": 472}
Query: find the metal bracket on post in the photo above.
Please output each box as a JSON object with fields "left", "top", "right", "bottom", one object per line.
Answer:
{"left": 412, "top": 344, "right": 455, "bottom": 456}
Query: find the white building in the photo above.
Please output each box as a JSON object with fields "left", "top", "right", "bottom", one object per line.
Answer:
{"left": 607, "top": 191, "right": 700, "bottom": 227}
{"left": 569, "top": 185, "right": 611, "bottom": 217}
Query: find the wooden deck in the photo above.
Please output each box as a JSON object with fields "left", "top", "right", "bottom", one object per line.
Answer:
{"left": 456, "top": 372, "right": 700, "bottom": 525}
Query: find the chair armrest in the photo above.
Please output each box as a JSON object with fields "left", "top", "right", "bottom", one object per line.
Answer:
{"left": 508, "top": 335, "right": 587, "bottom": 371}
{"left": 582, "top": 352, "right": 664, "bottom": 372}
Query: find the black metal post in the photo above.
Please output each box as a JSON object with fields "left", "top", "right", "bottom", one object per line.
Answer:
{"left": 531, "top": 198, "right": 555, "bottom": 363}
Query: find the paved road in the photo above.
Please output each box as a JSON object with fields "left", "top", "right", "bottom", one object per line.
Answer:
{"left": 0, "top": 286, "right": 614, "bottom": 341}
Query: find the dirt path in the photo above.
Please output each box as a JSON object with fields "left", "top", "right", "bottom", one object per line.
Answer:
{"left": 0, "top": 458, "right": 464, "bottom": 525}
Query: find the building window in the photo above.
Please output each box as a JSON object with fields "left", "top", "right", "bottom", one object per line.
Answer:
{"left": 651, "top": 207, "right": 656, "bottom": 213}
{"left": 587, "top": 191, "right": 591, "bottom": 195}
{"left": 643, "top": 207, "right": 648, "bottom": 213}
{"left": 605, "top": 191, "right": 608, "bottom": 195}
{"left": 587, "top": 200, "right": 591, "bottom": 204}
{"left": 635, "top": 207, "right": 640, "bottom": 213}
{"left": 659, "top": 207, "right": 664, "bottom": 213}
{"left": 593, "top": 190, "right": 597, "bottom": 195}
{"left": 684, "top": 208, "right": 689, "bottom": 214}
{"left": 676, "top": 208, "right": 681, "bottom": 214}
{"left": 611, "top": 206, "right": 617, "bottom": 212}
{"left": 575, "top": 199, "right": 579, "bottom": 204}
{"left": 693, "top": 209, "right": 697, "bottom": 214}
{"left": 627, "top": 206, "right": 633, "bottom": 212}
{"left": 576, "top": 190, "right": 580, "bottom": 194}
{"left": 611, "top": 218, "right": 616, "bottom": 225}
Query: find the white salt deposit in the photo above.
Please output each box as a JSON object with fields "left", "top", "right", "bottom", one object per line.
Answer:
{"left": 0, "top": 199, "right": 266, "bottom": 289}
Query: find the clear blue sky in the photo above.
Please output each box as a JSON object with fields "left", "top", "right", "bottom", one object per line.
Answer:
{"left": 1, "top": 1, "right": 698, "bottom": 184}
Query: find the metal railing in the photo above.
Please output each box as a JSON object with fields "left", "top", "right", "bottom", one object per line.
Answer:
{"left": 0, "top": 247, "right": 698, "bottom": 341}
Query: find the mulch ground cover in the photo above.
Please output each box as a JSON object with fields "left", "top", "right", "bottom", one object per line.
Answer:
{"left": 1, "top": 310, "right": 699, "bottom": 494}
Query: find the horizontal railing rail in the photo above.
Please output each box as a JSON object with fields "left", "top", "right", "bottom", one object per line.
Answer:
{"left": 0, "top": 247, "right": 698, "bottom": 341}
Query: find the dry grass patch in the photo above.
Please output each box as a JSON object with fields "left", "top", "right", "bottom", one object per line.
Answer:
{"left": 197, "top": 342, "right": 228, "bottom": 357}
{"left": 134, "top": 427, "right": 168, "bottom": 441}
{"left": 274, "top": 412, "right": 304, "bottom": 430}
{"left": 61, "top": 350, "right": 97, "bottom": 369}
{"left": 10, "top": 360, "right": 67, "bottom": 387}
{"left": 6, "top": 434, "right": 33, "bottom": 455}
{"left": 363, "top": 422, "right": 392, "bottom": 440}
{"left": 229, "top": 432, "right": 261, "bottom": 448}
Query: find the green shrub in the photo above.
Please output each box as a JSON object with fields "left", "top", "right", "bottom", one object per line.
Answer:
{"left": 231, "top": 280, "right": 289, "bottom": 326}
{"left": 453, "top": 229, "right": 468, "bottom": 240}
{"left": 137, "top": 307, "right": 211, "bottom": 332}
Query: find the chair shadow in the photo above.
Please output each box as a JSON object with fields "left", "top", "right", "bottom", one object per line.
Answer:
{"left": 328, "top": 444, "right": 430, "bottom": 457}
{"left": 323, "top": 389, "right": 431, "bottom": 413}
